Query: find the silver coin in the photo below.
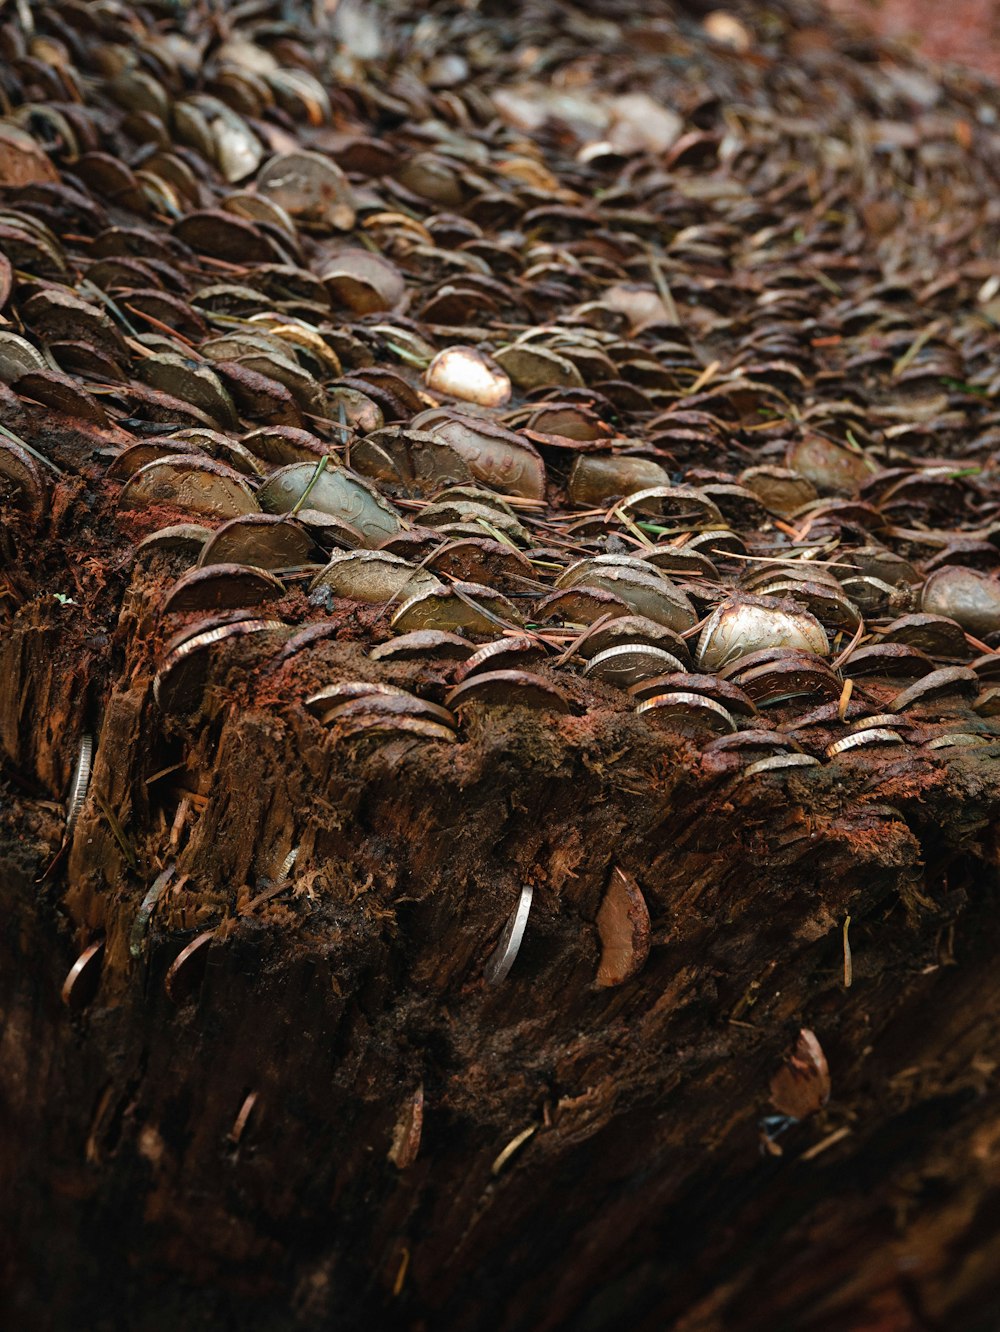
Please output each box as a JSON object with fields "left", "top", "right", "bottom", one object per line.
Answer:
{"left": 484, "top": 884, "right": 533, "bottom": 985}
{"left": 129, "top": 863, "right": 176, "bottom": 959}
{"left": 826, "top": 727, "right": 904, "bottom": 757}
{"left": 743, "top": 753, "right": 821, "bottom": 778}
{"left": 66, "top": 734, "right": 93, "bottom": 832}
{"left": 276, "top": 845, "right": 300, "bottom": 881}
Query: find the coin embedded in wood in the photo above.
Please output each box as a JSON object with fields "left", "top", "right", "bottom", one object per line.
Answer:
{"left": 637, "top": 691, "right": 737, "bottom": 737}
{"left": 413, "top": 412, "right": 545, "bottom": 500}
{"left": 922, "top": 566, "right": 1000, "bottom": 638}
{"left": 736, "top": 658, "right": 842, "bottom": 706}
{"left": 697, "top": 600, "right": 830, "bottom": 670}
{"left": 136, "top": 524, "right": 213, "bottom": 560}
{"left": 326, "top": 714, "right": 457, "bottom": 744}
{"left": 890, "top": 666, "right": 980, "bottom": 714}
{"left": 305, "top": 682, "right": 411, "bottom": 715}
{"left": 61, "top": 940, "right": 104, "bottom": 1011}
{"left": 424, "top": 346, "right": 511, "bottom": 407}
{"left": 388, "top": 1084, "right": 425, "bottom": 1170}
{"left": 199, "top": 514, "right": 312, "bottom": 570}
{"left": 317, "top": 692, "right": 456, "bottom": 731}
{"left": 595, "top": 866, "right": 650, "bottom": 988}
{"left": 391, "top": 582, "right": 523, "bottom": 636}
{"left": 119, "top": 457, "right": 259, "bottom": 519}
{"left": 577, "top": 616, "right": 692, "bottom": 665}
{"left": 257, "top": 462, "right": 401, "bottom": 547}
{"left": 629, "top": 673, "right": 755, "bottom": 715}
{"left": 256, "top": 151, "right": 355, "bottom": 230}
{"left": 310, "top": 550, "right": 435, "bottom": 604}
{"left": 878, "top": 614, "right": 970, "bottom": 660}
{"left": 66, "top": 734, "right": 94, "bottom": 833}
{"left": 153, "top": 618, "right": 287, "bottom": 712}
{"left": 485, "top": 884, "right": 534, "bottom": 984}
{"left": 743, "top": 753, "right": 821, "bottom": 778}
{"left": 446, "top": 670, "right": 569, "bottom": 713}
{"left": 370, "top": 631, "right": 474, "bottom": 662}
{"left": 161, "top": 563, "right": 285, "bottom": 613}
{"left": 826, "top": 728, "right": 905, "bottom": 757}
{"left": 452, "top": 635, "right": 547, "bottom": 682}
{"left": 165, "top": 930, "right": 216, "bottom": 1004}
{"left": 769, "top": 1028, "right": 831, "bottom": 1120}
{"left": 582, "top": 644, "right": 687, "bottom": 689}
{"left": 568, "top": 454, "right": 669, "bottom": 506}
{"left": 0, "top": 438, "right": 48, "bottom": 517}
{"left": 839, "top": 644, "right": 936, "bottom": 681}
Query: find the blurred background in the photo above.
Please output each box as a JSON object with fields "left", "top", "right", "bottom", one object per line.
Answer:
{"left": 826, "top": 0, "right": 1000, "bottom": 78}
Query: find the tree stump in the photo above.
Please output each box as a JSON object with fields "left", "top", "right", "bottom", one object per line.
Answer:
{"left": 3, "top": 2, "right": 1000, "bottom": 1329}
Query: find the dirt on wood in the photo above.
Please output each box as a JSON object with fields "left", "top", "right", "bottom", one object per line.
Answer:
{"left": 2, "top": 2, "right": 1000, "bottom": 1330}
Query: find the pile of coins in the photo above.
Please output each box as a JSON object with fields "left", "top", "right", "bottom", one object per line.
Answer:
{"left": 1, "top": 0, "right": 999, "bottom": 868}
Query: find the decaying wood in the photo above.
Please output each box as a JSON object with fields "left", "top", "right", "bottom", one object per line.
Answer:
{"left": 2, "top": 0, "right": 1000, "bottom": 1330}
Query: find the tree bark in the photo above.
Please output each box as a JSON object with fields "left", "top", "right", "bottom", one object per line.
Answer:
{"left": 3, "top": 1, "right": 1000, "bottom": 1329}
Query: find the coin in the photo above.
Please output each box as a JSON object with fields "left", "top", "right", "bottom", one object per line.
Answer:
{"left": 484, "top": 884, "right": 534, "bottom": 985}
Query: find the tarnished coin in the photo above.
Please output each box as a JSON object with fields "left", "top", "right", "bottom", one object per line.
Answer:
{"left": 107, "top": 439, "right": 203, "bottom": 481}
{"left": 890, "top": 666, "right": 980, "bottom": 714}
{"left": 318, "top": 692, "right": 456, "bottom": 731}
{"left": 370, "top": 631, "right": 474, "bottom": 662}
{"left": 61, "top": 940, "right": 104, "bottom": 1011}
{"left": 922, "top": 566, "right": 1000, "bottom": 638}
{"left": 737, "top": 658, "right": 842, "bottom": 706}
{"left": 136, "top": 353, "right": 239, "bottom": 429}
{"left": 323, "top": 248, "right": 405, "bottom": 314}
{"left": 697, "top": 599, "right": 830, "bottom": 670}
{"left": 199, "top": 514, "right": 312, "bottom": 570}
{"left": 595, "top": 866, "right": 650, "bottom": 988}
{"left": 446, "top": 670, "right": 569, "bottom": 713}
{"left": 453, "top": 636, "right": 547, "bottom": 682}
{"left": 924, "top": 732, "right": 993, "bottom": 750}
{"left": 129, "top": 865, "right": 175, "bottom": 959}
{"left": 616, "top": 485, "right": 723, "bottom": 529}
{"left": 310, "top": 550, "right": 435, "bottom": 604}
{"left": 136, "top": 524, "right": 213, "bottom": 560}
{"left": 839, "top": 643, "right": 936, "bottom": 680}
{"left": 305, "top": 682, "right": 410, "bottom": 715}
{"left": 704, "top": 730, "right": 802, "bottom": 756}
{"left": 256, "top": 150, "right": 355, "bottom": 230}
{"left": 165, "top": 930, "right": 216, "bottom": 1004}
{"left": 119, "top": 457, "right": 259, "bottom": 519}
{"left": 0, "top": 438, "right": 48, "bottom": 518}
{"left": 628, "top": 673, "right": 755, "bottom": 715}
{"left": 257, "top": 462, "right": 401, "bottom": 546}
{"left": 535, "top": 586, "right": 633, "bottom": 626}
{"left": 161, "top": 563, "right": 285, "bottom": 613}
{"left": 392, "top": 582, "right": 522, "bottom": 636}
{"left": 414, "top": 411, "right": 546, "bottom": 500}
{"left": 326, "top": 714, "right": 457, "bottom": 744}
{"left": 153, "top": 618, "right": 287, "bottom": 712}
{"left": 558, "top": 558, "right": 697, "bottom": 632}
{"left": 878, "top": 614, "right": 970, "bottom": 660}
{"left": 576, "top": 616, "right": 692, "bottom": 664}
{"left": 569, "top": 454, "right": 669, "bottom": 506}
